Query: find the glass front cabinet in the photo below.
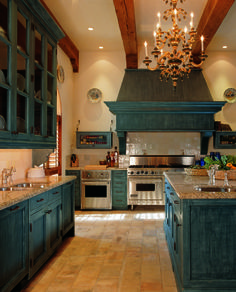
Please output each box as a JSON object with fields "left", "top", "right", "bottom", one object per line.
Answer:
{"left": 0, "top": 0, "right": 64, "bottom": 148}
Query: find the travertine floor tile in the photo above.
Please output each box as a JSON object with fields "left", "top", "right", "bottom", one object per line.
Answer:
{"left": 21, "top": 208, "right": 177, "bottom": 292}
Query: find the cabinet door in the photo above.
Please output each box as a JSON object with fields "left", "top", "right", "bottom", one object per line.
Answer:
{"left": 0, "top": 201, "right": 29, "bottom": 292}
{"left": 66, "top": 170, "right": 81, "bottom": 209}
{"left": 29, "top": 208, "right": 48, "bottom": 278}
{"left": 62, "top": 181, "right": 75, "bottom": 236}
{"left": 47, "top": 200, "right": 62, "bottom": 254}
{"left": 111, "top": 170, "right": 128, "bottom": 210}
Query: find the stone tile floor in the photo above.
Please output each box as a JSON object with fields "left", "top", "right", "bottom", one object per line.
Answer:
{"left": 21, "top": 207, "right": 177, "bottom": 292}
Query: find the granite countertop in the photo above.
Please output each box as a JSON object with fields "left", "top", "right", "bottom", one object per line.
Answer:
{"left": 165, "top": 172, "right": 236, "bottom": 199}
{"left": 0, "top": 176, "right": 76, "bottom": 211}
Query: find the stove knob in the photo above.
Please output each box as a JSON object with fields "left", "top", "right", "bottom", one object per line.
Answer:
{"left": 136, "top": 171, "right": 140, "bottom": 175}
{"left": 145, "top": 171, "right": 148, "bottom": 175}
{"left": 130, "top": 171, "right": 134, "bottom": 175}
{"left": 141, "top": 170, "right": 144, "bottom": 174}
{"left": 151, "top": 171, "right": 154, "bottom": 175}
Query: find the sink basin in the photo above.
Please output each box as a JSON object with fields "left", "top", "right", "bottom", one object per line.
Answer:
{"left": 194, "top": 186, "right": 236, "bottom": 192}
{"left": 13, "top": 182, "right": 49, "bottom": 189}
{"left": 0, "top": 186, "right": 21, "bottom": 191}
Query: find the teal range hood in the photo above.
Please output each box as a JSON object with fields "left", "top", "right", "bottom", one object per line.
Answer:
{"left": 105, "top": 69, "right": 226, "bottom": 155}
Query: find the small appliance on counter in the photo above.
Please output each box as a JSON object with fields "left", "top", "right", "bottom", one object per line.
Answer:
{"left": 27, "top": 167, "right": 45, "bottom": 178}
{"left": 71, "top": 154, "right": 79, "bottom": 167}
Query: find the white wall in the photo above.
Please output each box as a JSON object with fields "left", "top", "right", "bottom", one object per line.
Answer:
{"left": 71, "top": 50, "right": 126, "bottom": 166}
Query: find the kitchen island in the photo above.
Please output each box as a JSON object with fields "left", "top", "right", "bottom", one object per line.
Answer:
{"left": 164, "top": 172, "right": 236, "bottom": 292}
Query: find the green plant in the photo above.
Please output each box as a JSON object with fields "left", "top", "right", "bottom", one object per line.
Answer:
{"left": 204, "top": 155, "right": 232, "bottom": 170}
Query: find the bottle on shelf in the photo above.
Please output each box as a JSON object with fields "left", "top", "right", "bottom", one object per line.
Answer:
{"left": 114, "top": 146, "right": 119, "bottom": 167}
{"left": 106, "top": 151, "right": 111, "bottom": 167}
{"left": 110, "top": 152, "right": 115, "bottom": 167}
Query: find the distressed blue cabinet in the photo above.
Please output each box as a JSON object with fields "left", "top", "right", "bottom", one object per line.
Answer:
{"left": 0, "top": 0, "right": 64, "bottom": 149}
{"left": 164, "top": 177, "right": 236, "bottom": 292}
{"left": 62, "top": 181, "right": 75, "bottom": 236}
{"left": 76, "top": 132, "right": 113, "bottom": 149}
{"left": 66, "top": 169, "right": 81, "bottom": 209}
{"left": 0, "top": 201, "right": 29, "bottom": 292}
{"left": 29, "top": 187, "right": 62, "bottom": 278}
{"left": 111, "top": 170, "right": 128, "bottom": 210}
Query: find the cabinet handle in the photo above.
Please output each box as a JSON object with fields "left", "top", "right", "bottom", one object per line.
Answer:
{"left": 174, "top": 200, "right": 179, "bottom": 205}
{"left": 46, "top": 209, "right": 52, "bottom": 214}
{"left": 167, "top": 186, "right": 170, "bottom": 189}
{"left": 52, "top": 191, "right": 59, "bottom": 195}
{"left": 177, "top": 224, "right": 182, "bottom": 227}
{"left": 174, "top": 214, "right": 177, "bottom": 222}
{"left": 11, "top": 131, "right": 18, "bottom": 135}
{"left": 170, "top": 192, "right": 174, "bottom": 196}
{"left": 174, "top": 242, "right": 176, "bottom": 251}
{"left": 116, "top": 199, "right": 122, "bottom": 202}
{"left": 37, "top": 198, "right": 44, "bottom": 202}
{"left": 10, "top": 206, "right": 20, "bottom": 211}
{"left": 43, "top": 135, "right": 49, "bottom": 138}
{"left": 115, "top": 182, "right": 123, "bottom": 185}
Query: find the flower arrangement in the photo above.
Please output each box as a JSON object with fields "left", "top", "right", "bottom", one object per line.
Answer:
{"left": 204, "top": 155, "right": 236, "bottom": 170}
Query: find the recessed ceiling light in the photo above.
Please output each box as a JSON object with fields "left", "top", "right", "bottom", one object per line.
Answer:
{"left": 222, "top": 45, "right": 228, "bottom": 49}
{"left": 88, "top": 27, "right": 94, "bottom": 31}
{"left": 99, "top": 46, "right": 104, "bottom": 50}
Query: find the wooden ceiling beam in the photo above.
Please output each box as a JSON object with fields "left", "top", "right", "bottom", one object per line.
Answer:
{"left": 192, "top": 0, "right": 235, "bottom": 57}
{"left": 40, "top": 0, "right": 79, "bottom": 72}
{"left": 113, "top": 0, "right": 138, "bottom": 69}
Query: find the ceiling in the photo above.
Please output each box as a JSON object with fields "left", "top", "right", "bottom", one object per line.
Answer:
{"left": 42, "top": 0, "right": 236, "bottom": 70}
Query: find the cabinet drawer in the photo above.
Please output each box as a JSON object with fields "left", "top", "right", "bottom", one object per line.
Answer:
{"left": 113, "top": 188, "right": 126, "bottom": 196}
{"left": 112, "top": 180, "right": 127, "bottom": 188}
{"left": 113, "top": 170, "right": 127, "bottom": 178}
{"left": 30, "top": 192, "right": 48, "bottom": 213}
{"left": 48, "top": 187, "right": 61, "bottom": 203}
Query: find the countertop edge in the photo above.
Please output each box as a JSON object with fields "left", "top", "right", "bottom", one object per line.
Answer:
{"left": 0, "top": 176, "right": 76, "bottom": 211}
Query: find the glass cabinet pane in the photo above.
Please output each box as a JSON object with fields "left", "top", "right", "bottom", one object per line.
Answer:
{"left": 17, "top": 10, "right": 27, "bottom": 53}
{"left": 47, "top": 42, "right": 53, "bottom": 73}
{"left": 0, "top": 87, "right": 8, "bottom": 131}
{"left": 34, "top": 101, "right": 42, "bottom": 135}
{"left": 34, "top": 65, "right": 42, "bottom": 99}
{"left": 47, "top": 74, "right": 53, "bottom": 105}
{"left": 0, "top": 41, "right": 8, "bottom": 85}
{"left": 35, "top": 29, "right": 42, "bottom": 65}
{"left": 0, "top": 0, "right": 8, "bottom": 38}
{"left": 47, "top": 106, "right": 53, "bottom": 136}
{"left": 17, "top": 52, "right": 27, "bottom": 93}
{"left": 17, "top": 94, "right": 26, "bottom": 133}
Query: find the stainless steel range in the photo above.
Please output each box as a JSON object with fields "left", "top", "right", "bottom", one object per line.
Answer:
{"left": 81, "top": 170, "right": 111, "bottom": 210}
{"left": 127, "top": 155, "right": 194, "bottom": 209}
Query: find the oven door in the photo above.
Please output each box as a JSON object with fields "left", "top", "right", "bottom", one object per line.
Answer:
{"left": 128, "top": 176, "right": 164, "bottom": 205}
{"left": 81, "top": 180, "right": 111, "bottom": 210}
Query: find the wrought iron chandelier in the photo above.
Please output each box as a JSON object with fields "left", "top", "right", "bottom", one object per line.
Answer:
{"left": 143, "top": 0, "right": 207, "bottom": 88}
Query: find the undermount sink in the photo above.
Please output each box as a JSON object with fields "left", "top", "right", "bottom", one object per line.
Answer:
{"left": 194, "top": 186, "right": 236, "bottom": 192}
{"left": 0, "top": 182, "right": 49, "bottom": 191}
{"left": 13, "top": 182, "right": 49, "bottom": 189}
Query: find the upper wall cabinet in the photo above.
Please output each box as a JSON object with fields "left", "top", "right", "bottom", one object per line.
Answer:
{"left": 0, "top": 0, "right": 64, "bottom": 149}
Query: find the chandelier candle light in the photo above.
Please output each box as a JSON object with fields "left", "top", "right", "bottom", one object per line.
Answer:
{"left": 143, "top": 0, "right": 207, "bottom": 88}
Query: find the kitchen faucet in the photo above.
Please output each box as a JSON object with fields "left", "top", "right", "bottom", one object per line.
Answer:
{"left": 2, "top": 166, "right": 16, "bottom": 185}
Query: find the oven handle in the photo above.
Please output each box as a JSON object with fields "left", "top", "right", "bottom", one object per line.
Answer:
{"left": 81, "top": 180, "right": 110, "bottom": 185}
{"left": 128, "top": 176, "right": 163, "bottom": 182}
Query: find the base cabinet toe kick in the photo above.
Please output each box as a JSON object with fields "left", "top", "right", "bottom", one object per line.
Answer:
{"left": 164, "top": 177, "right": 236, "bottom": 292}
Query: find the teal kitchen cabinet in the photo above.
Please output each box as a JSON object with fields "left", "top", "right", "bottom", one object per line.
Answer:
{"left": 0, "top": 0, "right": 64, "bottom": 149}
{"left": 0, "top": 201, "right": 29, "bottom": 292}
{"left": 66, "top": 169, "right": 81, "bottom": 209}
{"left": 111, "top": 170, "right": 128, "bottom": 210}
{"left": 76, "top": 132, "right": 113, "bottom": 149}
{"left": 29, "top": 187, "right": 62, "bottom": 278}
{"left": 62, "top": 181, "right": 75, "bottom": 236}
{"left": 164, "top": 177, "right": 236, "bottom": 292}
